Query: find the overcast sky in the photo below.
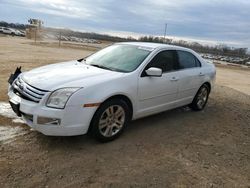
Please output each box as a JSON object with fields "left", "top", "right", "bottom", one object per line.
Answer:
{"left": 1, "top": 0, "right": 250, "bottom": 48}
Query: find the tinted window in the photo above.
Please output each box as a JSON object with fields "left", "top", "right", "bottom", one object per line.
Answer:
{"left": 195, "top": 58, "right": 201, "bottom": 67}
{"left": 145, "top": 50, "right": 177, "bottom": 73}
{"left": 177, "top": 51, "right": 200, "bottom": 69}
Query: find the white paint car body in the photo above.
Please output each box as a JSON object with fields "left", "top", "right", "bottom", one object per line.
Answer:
{"left": 2, "top": 27, "right": 16, "bottom": 35}
{"left": 8, "top": 42, "right": 216, "bottom": 137}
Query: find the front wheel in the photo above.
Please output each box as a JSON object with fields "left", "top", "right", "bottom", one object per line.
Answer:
{"left": 89, "top": 99, "right": 130, "bottom": 142}
{"left": 189, "top": 84, "right": 210, "bottom": 111}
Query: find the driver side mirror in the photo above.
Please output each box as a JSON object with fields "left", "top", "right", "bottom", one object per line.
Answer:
{"left": 145, "top": 67, "right": 162, "bottom": 77}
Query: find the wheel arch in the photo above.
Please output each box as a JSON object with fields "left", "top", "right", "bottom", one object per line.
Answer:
{"left": 87, "top": 94, "right": 134, "bottom": 133}
{"left": 101, "top": 94, "right": 133, "bottom": 120}
{"left": 203, "top": 82, "right": 211, "bottom": 92}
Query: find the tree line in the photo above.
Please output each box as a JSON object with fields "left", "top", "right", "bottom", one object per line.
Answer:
{"left": 0, "top": 21, "right": 28, "bottom": 30}
{"left": 138, "top": 36, "right": 249, "bottom": 57}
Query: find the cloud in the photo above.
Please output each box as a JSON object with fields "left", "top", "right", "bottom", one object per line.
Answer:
{"left": 0, "top": 0, "right": 250, "bottom": 48}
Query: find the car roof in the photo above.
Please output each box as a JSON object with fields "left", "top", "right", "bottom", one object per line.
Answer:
{"left": 118, "top": 42, "right": 191, "bottom": 51}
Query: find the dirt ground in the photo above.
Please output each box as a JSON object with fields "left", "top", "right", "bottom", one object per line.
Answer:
{"left": 0, "top": 36, "right": 249, "bottom": 187}
{"left": 215, "top": 65, "right": 250, "bottom": 96}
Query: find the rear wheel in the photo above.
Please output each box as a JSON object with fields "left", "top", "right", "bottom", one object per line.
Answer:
{"left": 90, "top": 99, "right": 130, "bottom": 142}
{"left": 189, "top": 84, "right": 210, "bottom": 111}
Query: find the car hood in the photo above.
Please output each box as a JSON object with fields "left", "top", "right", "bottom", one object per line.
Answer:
{"left": 21, "top": 60, "right": 122, "bottom": 91}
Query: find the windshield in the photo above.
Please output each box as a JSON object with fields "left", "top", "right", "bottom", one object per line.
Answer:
{"left": 85, "top": 44, "right": 151, "bottom": 72}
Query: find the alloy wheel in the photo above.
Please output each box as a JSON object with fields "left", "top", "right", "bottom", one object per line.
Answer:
{"left": 98, "top": 105, "right": 125, "bottom": 137}
{"left": 197, "top": 87, "right": 208, "bottom": 109}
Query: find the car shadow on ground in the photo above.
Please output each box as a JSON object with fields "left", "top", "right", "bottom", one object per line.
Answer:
{"left": 31, "top": 106, "right": 196, "bottom": 149}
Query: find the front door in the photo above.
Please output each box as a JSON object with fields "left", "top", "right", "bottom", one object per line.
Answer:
{"left": 137, "top": 50, "right": 179, "bottom": 116}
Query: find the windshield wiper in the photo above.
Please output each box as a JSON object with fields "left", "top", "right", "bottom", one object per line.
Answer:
{"left": 90, "top": 64, "right": 114, "bottom": 71}
{"left": 90, "top": 63, "right": 127, "bottom": 73}
{"left": 77, "top": 58, "right": 85, "bottom": 62}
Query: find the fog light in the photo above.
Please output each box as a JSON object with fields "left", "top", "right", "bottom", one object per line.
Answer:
{"left": 37, "top": 116, "right": 61, "bottom": 125}
{"left": 22, "top": 113, "right": 33, "bottom": 122}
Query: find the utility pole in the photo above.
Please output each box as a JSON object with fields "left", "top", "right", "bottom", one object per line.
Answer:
{"left": 59, "top": 31, "right": 61, "bottom": 48}
{"left": 34, "top": 27, "right": 37, "bottom": 44}
{"left": 164, "top": 23, "right": 168, "bottom": 42}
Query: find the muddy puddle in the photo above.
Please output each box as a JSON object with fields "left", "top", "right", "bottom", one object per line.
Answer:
{"left": 0, "top": 102, "right": 27, "bottom": 144}
{"left": 0, "top": 102, "right": 24, "bottom": 122}
{"left": 0, "top": 126, "right": 27, "bottom": 144}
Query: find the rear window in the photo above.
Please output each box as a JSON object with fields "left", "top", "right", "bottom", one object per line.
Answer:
{"left": 177, "top": 51, "right": 200, "bottom": 69}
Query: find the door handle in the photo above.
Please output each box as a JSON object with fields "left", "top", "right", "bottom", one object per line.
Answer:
{"left": 170, "top": 77, "right": 179, "bottom": 81}
{"left": 199, "top": 72, "right": 205, "bottom": 76}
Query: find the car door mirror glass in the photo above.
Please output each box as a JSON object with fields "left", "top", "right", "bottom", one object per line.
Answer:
{"left": 145, "top": 67, "right": 162, "bottom": 77}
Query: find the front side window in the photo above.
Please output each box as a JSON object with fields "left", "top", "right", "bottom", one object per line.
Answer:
{"left": 177, "top": 51, "right": 200, "bottom": 69}
{"left": 145, "top": 50, "right": 177, "bottom": 73}
{"left": 85, "top": 44, "right": 151, "bottom": 72}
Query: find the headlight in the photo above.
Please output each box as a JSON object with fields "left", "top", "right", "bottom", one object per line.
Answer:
{"left": 46, "top": 88, "right": 81, "bottom": 109}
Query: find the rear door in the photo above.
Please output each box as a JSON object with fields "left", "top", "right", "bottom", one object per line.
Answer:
{"left": 176, "top": 50, "right": 203, "bottom": 104}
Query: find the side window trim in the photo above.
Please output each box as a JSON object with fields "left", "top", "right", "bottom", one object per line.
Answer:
{"left": 195, "top": 57, "right": 202, "bottom": 67}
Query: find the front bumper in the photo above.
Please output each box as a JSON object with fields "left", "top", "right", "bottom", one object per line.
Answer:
{"left": 8, "top": 89, "right": 97, "bottom": 136}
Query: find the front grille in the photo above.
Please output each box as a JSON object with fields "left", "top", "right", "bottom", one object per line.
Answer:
{"left": 13, "top": 77, "right": 48, "bottom": 103}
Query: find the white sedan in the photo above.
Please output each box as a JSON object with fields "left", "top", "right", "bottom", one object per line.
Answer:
{"left": 2, "top": 27, "right": 16, "bottom": 35}
{"left": 8, "top": 42, "right": 216, "bottom": 142}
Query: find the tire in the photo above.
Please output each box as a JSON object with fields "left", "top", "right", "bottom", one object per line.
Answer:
{"left": 189, "top": 84, "right": 210, "bottom": 111}
{"left": 89, "top": 99, "right": 130, "bottom": 142}
{"left": 11, "top": 33, "right": 14, "bottom": 36}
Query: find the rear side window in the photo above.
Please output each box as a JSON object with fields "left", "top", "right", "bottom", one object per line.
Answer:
{"left": 145, "top": 50, "right": 177, "bottom": 73}
{"left": 177, "top": 51, "right": 201, "bottom": 69}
